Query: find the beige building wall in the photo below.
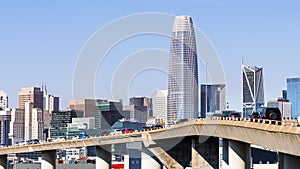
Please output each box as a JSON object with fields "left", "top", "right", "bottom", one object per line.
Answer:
{"left": 69, "top": 99, "right": 96, "bottom": 118}
{"left": 24, "top": 102, "right": 44, "bottom": 141}
{"left": 18, "top": 87, "right": 43, "bottom": 109}
{"left": 31, "top": 107, "right": 44, "bottom": 140}
{"left": 9, "top": 108, "right": 25, "bottom": 145}
{"left": 153, "top": 90, "right": 168, "bottom": 122}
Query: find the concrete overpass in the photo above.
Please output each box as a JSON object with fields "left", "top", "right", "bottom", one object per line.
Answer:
{"left": 0, "top": 118, "right": 299, "bottom": 169}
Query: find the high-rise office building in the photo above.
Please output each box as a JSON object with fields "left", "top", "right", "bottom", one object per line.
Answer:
{"left": 242, "top": 65, "right": 264, "bottom": 117}
{"left": 0, "top": 90, "right": 8, "bottom": 110}
{"left": 129, "top": 97, "right": 153, "bottom": 123}
{"left": 153, "top": 90, "right": 168, "bottom": 122}
{"left": 287, "top": 78, "right": 300, "bottom": 118}
{"left": 24, "top": 102, "right": 44, "bottom": 141}
{"left": 94, "top": 99, "right": 124, "bottom": 129}
{"left": 50, "top": 110, "right": 82, "bottom": 139}
{"left": 9, "top": 108, "right": 25, "bottom": 145}
{"left": 167, "top": 16, "right": 199, "bottom": 122}
{"left": 200, "top": 84, "right": 226, "bottom": 117}
{"left": 18, "top": 87, "right": 43, "bottom": 109}
{"left": 42, "top": 85, "right": 59, "bottom": 113}
{"left": 69, "top": 99, "right": 96, "bottom": 118}
{"left": 44, "top": 95, "right": 59, "bottom": 113}
{"left": 0, "top": 109, "right": 11, "bottom": 146}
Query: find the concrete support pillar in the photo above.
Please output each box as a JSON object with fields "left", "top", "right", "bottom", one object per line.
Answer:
{"left": 0, "top": 155, "right": 7, "bottom": 169}
{"left": 228, "top": 140, "right": 251, "bottom": 169}
{"left": 222, "top": 139, "right": 229, "bottom": 165}
{"left": 143, "top": 136, "right": 189, "bottom": 168}
{"left": 129, "top": 149, "right": 141, "bottom": 169}
{"left": 148, "top": 147, "right": 183, "bottom": 169}
{"left": 166, "top": 137, "right": 192, "bottom": 168}
{"left": 124, "top": 154, "right": 129, "bottom": 169}
{"left": 95, "top": 146, "right": 111, "bottom": 169}
{"left": 278, "top": 153, "right": 300, "bottom": 169}
{"left": 192, "top": 136, "right": 219, "bottom": 169}
{"left": 142, "top": 146, "right": 163, "bottom": 169}
{"left": 41, "top": 150, "right": 56, "bottom": 169}
{"left": 279, "top": 153, "right": 284, "bottom": 169}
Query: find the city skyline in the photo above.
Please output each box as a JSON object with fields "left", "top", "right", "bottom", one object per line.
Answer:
{"left": 1, "top": 1, "right": 300, "bottom": 111}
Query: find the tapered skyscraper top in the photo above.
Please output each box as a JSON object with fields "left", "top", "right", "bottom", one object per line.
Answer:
{"left": 167, "top": 16, "right": 199, "bottom": 122}
{"left": 172, "top": 16, "right": 194, "bottom": 32}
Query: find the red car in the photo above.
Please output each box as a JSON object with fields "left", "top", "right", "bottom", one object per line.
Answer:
{"left": 121, "top": 128, "right": 134, "bottom": 134}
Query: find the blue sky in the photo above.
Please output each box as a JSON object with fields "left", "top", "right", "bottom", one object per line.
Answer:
{"left": 1, "top": 1, "right": 300, "bottom": 111}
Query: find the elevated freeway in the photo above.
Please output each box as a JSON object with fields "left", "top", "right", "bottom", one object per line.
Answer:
{"left": 0, "top": 118, "right": 299, "bottom": 169}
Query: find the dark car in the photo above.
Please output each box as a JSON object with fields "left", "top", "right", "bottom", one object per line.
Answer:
{"left": 250, "top": 112, "right": 260, "bottom": 119}
{"left": 260, "top": 107, "right": 282, "bottom": 120}
{"left": 142, "top": 126, "right": 151, "bottom": 130}
{"left": 28, "top": 139, "right": 41, "bottom": 144}
{"left": 229, "top": 112, "right": 241, "bottom": 118}
{"left": 222, "top": 110, "right": 240, "bottom": 118}
{"left": 150, "top": 124, "right": 163, "bottom": 129}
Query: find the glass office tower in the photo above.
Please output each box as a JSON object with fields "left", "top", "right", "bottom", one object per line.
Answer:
{"left": 287, "top": 78, "right": 300, "bottom": 118}
{"left": 242, "top": 65, "right": 264, "bottom": 117}
{"left": 200, "top": 84, "right": 226, "bottom": 118}
{"left": 167, "top": 16, "right": 199, "bottom": 122}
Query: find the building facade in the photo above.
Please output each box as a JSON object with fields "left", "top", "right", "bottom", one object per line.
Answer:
{"left": 94, "top": 99, "right": 124, "bottom": 129}
{"left": 9, "top": 108, "right": 25, "bottom": 145}
{"left": 69, "top": 99, "right": 96, "bottom": 118}
{"left": 153, "top": 90, "right": 168, "bottom": 123}
{"left": 24, "top": 102, "right": 44, "bottom": 141}
{"left": 242, "top": 65, "right": 264, "bottom": 117}
{"left": 200, "top": 84, "right": 226, "bottom": 118}
{"left": 129, "top": 97, "right": 152, "bottom": 123}
{"left": 0, "top": 109, "right": 11, "bottom": 145}
{"left": 167, "top": 16, "right": 199, "bottom": 123}
{"left": 18, "top": 87, "right": 43, "bottom": 109}
{"left": 44, "top": 95, "right": 59, "bottom": 114}
{"left": 0, "top": 90, "right": 8, "bottom": 110}
{"left": 50, "top": 110, "right": 82, "bottom": 139}
{"left": 287, "top": 78, "right": 300, "bottom": 118}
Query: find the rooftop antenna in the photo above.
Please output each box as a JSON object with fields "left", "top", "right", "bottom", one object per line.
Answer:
{"left": 241, "top": 57, "right": 244, "bottom": 66}
{"left": 44, "top": 83, "right": 47, "bottom": 95}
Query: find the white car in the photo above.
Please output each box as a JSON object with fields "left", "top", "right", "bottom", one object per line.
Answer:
{"left": 18, "top": 141, "right": 28, "bottom": 146}
{"left": 110, "top": 129, "right": 122, "bottom": 135}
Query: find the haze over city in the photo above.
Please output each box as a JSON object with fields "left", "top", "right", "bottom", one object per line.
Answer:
{"left": 1, "top": 1, "right": 300, "bottom": 111}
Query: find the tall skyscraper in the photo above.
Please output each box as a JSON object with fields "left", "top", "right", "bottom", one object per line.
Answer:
{"left": 153, "top": 90, "right": 168, "bottom": 122}
{"left": 18, "top": 87, "right": 43, "bottom": 109}
{"left": 200, "top": 84, "right": 226, "bottom": 117}
{"left": 167, "top": 16, "right": 199, "bottom": 122}
{"left": 287, "top": 77, "right": 300, "bottom": 118}
{"left": 0, "top": 90, "right": 8, "bottom": 110}
{"left": 242, "top": 65, "right": 264, "bottom": 117}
